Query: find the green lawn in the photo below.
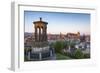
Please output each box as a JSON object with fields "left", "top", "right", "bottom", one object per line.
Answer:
{"left": 56, "top": 53, "right": 71, "bottom": 60}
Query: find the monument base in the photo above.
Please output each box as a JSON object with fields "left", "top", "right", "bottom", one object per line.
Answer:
{"left": 24, "top": 41, "right": 56, "bottom": 61}
{"left": 25, "top": 46, "right": 55, "bottom": 61}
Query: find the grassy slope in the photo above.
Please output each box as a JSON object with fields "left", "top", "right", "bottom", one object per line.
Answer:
{"left": 56, "top": 53, "right": 71, "bottom": 60}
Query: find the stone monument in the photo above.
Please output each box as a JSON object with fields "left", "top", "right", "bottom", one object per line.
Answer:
{"left": 32, "top": 17, "right": 48, "bottom": 47}
{"left": 27, "top": 17, "right": 54, "bottom": 61}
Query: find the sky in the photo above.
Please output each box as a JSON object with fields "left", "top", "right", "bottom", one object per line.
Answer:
{"left": 24, "top": 11, "right": 90, "bottom": 35}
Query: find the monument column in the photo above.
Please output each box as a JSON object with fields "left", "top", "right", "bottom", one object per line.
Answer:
{"left": 41, "top": 28, "right": 43, "bottom": 41}
{"left": 42, "top": 27, "right": 46, "bottom": 41}
{"left": 45, "top": 26, "right": 47, "bottom": 41}
{"left": 39, "top": 27, "right": 41, "bottom": 42}
{"left": 35, "top": 27, "right": 37, "bottom": 42}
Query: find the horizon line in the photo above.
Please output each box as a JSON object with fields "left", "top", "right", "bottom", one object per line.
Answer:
{"left": 24, "top": 32, "right": 90, "bottom": 35}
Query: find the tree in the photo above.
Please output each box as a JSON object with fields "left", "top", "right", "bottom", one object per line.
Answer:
{"left": 70, "top": 41, "right": 76, "bottom": 48}
{"left": 73, "top": 49, "right": 84, "bottom": 59}
{"left": 49, "top": 42, "right": 55, "bottom": 48}
{"left": 64, "top": 41, "right": 69, "bottom": 49}
{"left": 54, "top": 41, "right": 64, "bottom": 53}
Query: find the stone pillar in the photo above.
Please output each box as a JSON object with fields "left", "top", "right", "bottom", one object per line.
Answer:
{"left": 28, "top": 51, "right": 30, "bottom": 60}
{"left": 44, "top": 26, "right": 47, "bottom": 41}
{"left": 50, "top": 50, "right": 53, "bottom": 57}
{"left": 42, "top": 28, "right": 44, "bottom": 41}
{"left": 39, "top": 52, "right": 42, "bottom": 60}
{"left": 45, "top": 27, "right": 47, "bottom": 41}
{"left": 35, "top": 27, "right": 37, "bottom": 42}
{"left": 39, "top": 28, "right": 41, "bottom": 42}
{"left": 41, "top": 28, "right": 43, "bottom": 41}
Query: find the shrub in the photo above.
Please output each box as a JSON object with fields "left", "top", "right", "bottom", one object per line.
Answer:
{"left": 84, "top": 54, "right": 90, "bottom": 58}
{"left": 73, "top": 49, "right": 84, "bottom": 59}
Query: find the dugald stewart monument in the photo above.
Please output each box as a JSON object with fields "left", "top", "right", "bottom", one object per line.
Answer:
{"left": 24, "top": 17, "right": 55, "bottom": 61}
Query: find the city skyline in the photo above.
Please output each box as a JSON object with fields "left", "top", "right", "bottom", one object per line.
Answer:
{"left": 24, "top": 11, "right": 90, "bottom": 35}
